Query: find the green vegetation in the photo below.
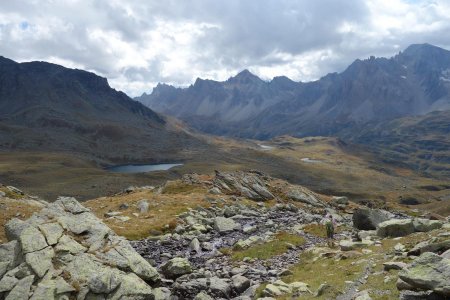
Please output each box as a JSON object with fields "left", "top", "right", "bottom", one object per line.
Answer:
{"left": 230, "top": 232, "right": 306, "bottom": 261}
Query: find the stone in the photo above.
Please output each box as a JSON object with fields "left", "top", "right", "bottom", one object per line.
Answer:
{"left": 194, "top": 291, "right": 214, "bottom": 300}
{"left": 232, "top": 274, "right": 251, "bottom": 293}
{"left": 88, "top": 270, "right": 121, "bottom": 293}
{"left": 383, "top": 261, "right": 407, "bottom": 271}
{"left": 152, "top": 287, "right": 171, "bottom": 300}
{"left": 5, "top": 219, "right": 31, "bottom": 241}
{"left": 287, "top": 189, "right": 323, "bottom": 207}
{"left": 108, "top": 272, "right": 154, "bottom": 300}
{"left": 39, "top": 223, "right": 64, "bottom": 245}
{"left": 29, "top": 280, "right": 56, "bottom": 300}
{"left": 209, "top": 276, "right": 232, "bottom": 298}
{"left": 289, "top": 282, "right": 311, "bottom": 294}
{"left": 57, "top": 196, "right": 90, "bottom": 214}
{"left": 0, "top": 240, "right": 22, "bottom": 271}
{"left": 0, "top": 191, "right": 5, "bottom": 197}
{"left": 5, "top": 275, "right": 34, "bottom": 300}
{"left": 214, "top": 217, "right": 241, "bottom": 234}
{"left": 408, "top": 239, "right": 450, "bottom": 256}
{"left": 442, "top": 249, "right": 450, "bottom": 259}
{"left": 137, "top": 200, "right": 149, "bottom": 213}
{"left": 352, "top": 208, "right": 393, "bottom": 230}
{"left": 399, "top": 252, "right": 450, "bottom": 296}
{"left": 399, "top": 290, "right": 443, "bottom": 300}
{"left": 189, "top": 238, "right": 201, "bottom": 253}
{"left": 397, "top": 278, "right": 414, "bottom": 290}
{"left": 208, "top": 187, "right": 221, "bottom": 195}
{"left": 19, "top": 226, "right": 48, "bottom": 253}
{"left": 234, "top": 236, "right": 263, "bottom": 250}
{"left": 413, "top": 218, "right": 443, "bottom": 232}
{"left": 358, "top": 230, "right": 377, "bottom": 240}
{"left": 161, "top": 257, "right": 192, "bottom": 279}
{"left": 339, "top": 239, "right": 374, "bottom": 251}
{"left": 55, "top": 235, "right": 86, "bottom": 254}
{"left": 262, "top": 284, "right": 283, "bottom": 297}
{"left": 316, "top": 283, "right": 331, "bottom": 297}
{"left": 377, "top": 219, "right": 415, "bottom": 237}
{"left": 25, "top": 246, "right": 54, "bottom": 278}
{"left": 54, "top": 277, "right": 76, "bottom": 294}
{"left": 354, "top": 290, "right": 372, "bottom": 300}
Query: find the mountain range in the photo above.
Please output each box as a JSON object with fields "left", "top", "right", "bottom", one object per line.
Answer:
{"left": 136, "top": 43, "right": 450, "bottom": 139}
{"left": 0, "top": 56, "right": 206, "bottom": 164}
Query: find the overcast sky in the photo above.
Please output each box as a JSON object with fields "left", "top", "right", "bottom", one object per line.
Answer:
{"left": 1, "top": 0, "right": 450, "bottom": 96}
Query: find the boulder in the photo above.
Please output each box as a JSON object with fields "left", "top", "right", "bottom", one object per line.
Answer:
{"left": 408, "top": 239, "right": 450, "bottom": 256}
{"left": 161, "top": 257, "right": 192, "bottom": 279}
{"left": 4, "top": 275, "right": 34, "bottom": 300}
{"left": 399, "top": 252, "right": 450, "bottom": 296}
{"left": 413, "top": 218, "right": 443, "bottom": 232}
{"left": 137, "top": 199, "right": 149, "bottom": 213}
{"left": 214, "top": 217, "right": 241, "bottom": 234}
{"left": 194, "top": 291, "right": 214, "bottom": 300}
{"left": 38, "top": 222, "right": 64, "bottom": 245}
{"left": 209, "top": 277, "right": 232, "bottom": 298}
{"left": 377, "top": 219, "right": 415, "bottom": 237}
{"left": 232, "top": 274, "right": 251, "bottom": 293}
{"left": 24, "top": 246, "right": 54, "bottom": 278}
{"left": 352, "top": 208, "right": 393, "bottom": 230}
{"left": 339, "top": 239, "right": 374, "bottom": 251}
{"left": 383, "top": 261, "right": 407, "bottom": 271}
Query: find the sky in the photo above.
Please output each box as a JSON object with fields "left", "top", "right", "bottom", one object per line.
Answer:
{"left": 1, "top": 0, "right": 450, "bottom": 97}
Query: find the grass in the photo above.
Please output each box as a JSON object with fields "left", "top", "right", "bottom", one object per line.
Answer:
{"left": 84, "top": 187, "right": 213, "bottom": 240}
{"left": 230, "top": 232, "right": 306, "bottom": 261}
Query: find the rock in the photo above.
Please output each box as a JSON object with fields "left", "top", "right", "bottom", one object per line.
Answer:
{"left": 209, "top": 276, "right": 232, "bottom": 298}
{"left": 54, "top": 235, "right": 86, "bottom": 254}
{"left": 0, "top": 191, "right": 5, "bottom": 197}
{"left": 25, "top": 246, "right": 54, "bottom": 278}
{"left": 161, "top": 257, "right": 192, "bottom": 279}
{"left": 208, "top": 187, "right": 222, "bottom": 195}
{"left": 262, "top": 284, "right": 283, "bottom": 297}
{"left": 19, "top": 226, "right": 48, "bottom": 253}
{"left": 331, "top": 196, "right": 349, "bottom": 205}
{"left": 358, "top": 230, "right": 377, "bottom": 240}
{"left": 232, "top": 274, "right": 251, "bottom": 293}
{"left": 119, "top": 203, "right": 129, "bottom": 210}
{"left": 234, "top": 236, "right": 263, "bottom": 250}
{"left": 352, "top": 208, "right": 393, "bottom": 230}
{"left": 88, "top": 270, "right": 121, "bottom": 293}
{"left": 4, "top": 275, "right": 34, "bottom": 300}
{"left": 29, "top": 280, "right": 55, "bottom": 300}
{"left": 316, "top": 283, "right": 331, "bottom": 297}
{"left": 377, "top": 219, "right": 415, "bottom": 237}
{"left": 4, "top": 219, "right": 31, "bottom": 242}
{"left": 354, "top": 290, "right": 372, "bottom": 300}
{"left": 383, "top": 261, "right": 407, "bottom": 271}
{"left": 0, "top": 240, "right": 22, "bottom": 272}
{"left": 214, "top": 217, "right": 241, "bottom": 234}
{"left": 399, "top": 252, "right": 450, "bottom": 296}
{"left": 408, "top": 239, "right": 450, "bottom": 256}
{"left": 189, "top": 238, "right": 201, "bottom": 253}
{"left": 339, "top": 239, "right": 374, "bottom": 251}
{"left": 194, "top": 291, "right": 214, "bottom": 300}
{"left": 413, "top": 218, "right": 443, "bottom": 232}
{"left": 38, "top": 223, "right": 64, "bottom": 246}
{"left": 152, "top": 287, "right": 172, "bottom": 300}
{"left": 442, "top": 249, "right": 450, "bottom": 259}
{"left": 289, "top": 282, "right": 311, "bottom": 294}
{"left": 397, "top": 278, "right": 415, "bottom": 290}
{"left": 6, "top": 186, "right": 24, "bottom": 196}
{"left": 287, "top": 188, "right": 323, "bottom": 207}
{"left": 137, "top": 199, "right": 149, "bottom": 213}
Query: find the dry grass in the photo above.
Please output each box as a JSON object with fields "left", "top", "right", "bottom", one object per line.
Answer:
{"left": 84, "top": 187, "right": 213, "bottom": 240}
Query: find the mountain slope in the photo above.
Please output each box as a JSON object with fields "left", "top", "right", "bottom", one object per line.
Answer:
{"left": 137, "top": 43, "right": 450, "bottom": 139}
{"left": 0, "top": 56, "right": 206, "bottom": 163}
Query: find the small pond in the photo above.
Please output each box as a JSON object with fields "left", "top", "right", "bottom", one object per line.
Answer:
{"left": 106, "top": 163, "right": 183, "bottom": 173}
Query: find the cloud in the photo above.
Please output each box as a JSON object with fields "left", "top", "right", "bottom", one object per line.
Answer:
{"left": 1, "top": 0, "right": 450, "bottom": 96}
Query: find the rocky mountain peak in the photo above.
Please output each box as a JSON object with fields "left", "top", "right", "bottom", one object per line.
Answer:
{"left": 227, "top": 69, "right": 263, "bottom": 84}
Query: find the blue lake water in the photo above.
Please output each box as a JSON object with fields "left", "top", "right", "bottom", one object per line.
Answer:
{"left": 107, "top": 163, "right": 183, "bottom": 173}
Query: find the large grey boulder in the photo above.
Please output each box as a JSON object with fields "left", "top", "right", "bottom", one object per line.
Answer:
{"left": 161, "top": 257, "right": 192, "bottom": 279}
{"left": 408, "top": 239, "right": 450, "bottom": 256}
{"left": 0, "top": 197, "right": 160, "bottom": 300}
{"left": 214, "top": 217, "right": 241, "bottom": 234}
{"left": 213, "top": 171, "right": 274, "bottom": 201}
{"left": 399, "top": 252, "right": 450, "bottom": 296}
{"left": 352, "top": 208, "right": 393, "bottom": 230}
{"left": 377, "top": 219, "right": 415, "bottom": 237}
{"left": 413, "top": 218, "right": 443, "bottom": 232}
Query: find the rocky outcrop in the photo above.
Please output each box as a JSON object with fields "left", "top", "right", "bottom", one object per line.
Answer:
{"left": 213, "top": 171, "right": 274, "bottom": 201}
{"left": 0, "top": 197, "right": 160, "bottom": 300}
{"left": 352, "top": 208, "right": 393, "bottom": 230}
{"left": 399, "top": 252, "right": 450, "bottom": 296}
{"left": 412, "top": 218, "right": 443, "bottom": 232}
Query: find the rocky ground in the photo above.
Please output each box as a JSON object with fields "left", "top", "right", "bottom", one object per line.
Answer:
{"left": 0, "top": 170, "right": 449, "bottom": 300}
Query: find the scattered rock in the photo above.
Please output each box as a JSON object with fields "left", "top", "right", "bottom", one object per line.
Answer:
{"left": 413, "top": 218, "right": 443, "bottom": 232}
{"left": 214, "top": 217, "right": 241, "bottom": 234}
